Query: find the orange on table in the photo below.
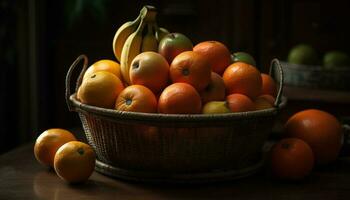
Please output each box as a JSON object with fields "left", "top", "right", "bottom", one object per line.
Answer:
{"left": 158, "top": 83, "right": 202, "bottom": 114}
{"left": 223, "top": 62, "right": 262, "bottom": 100}
{"left": 83, "top": 59, "right": 122, "bottom": 81}
{"left": 115, "top": 85, "right": 158, "bottom": 113}
{"left": 284, "top": 109, "right": 343, "bottom": 165}
{"left": 193, "top": 41, "right": 232, "bottom": 75}
{"left": 54, "top": 141, "right": 95, "bottom": 183}
{"left": 129, "top": 52, "right": 169, "bottom": 94}
{"left": 270, "top": 138, "right": 314, "bottom": 180}
{"left": 199, "top": 72, "right": 226, "bottom": 104}
{"left": 254, "top": 94, "right": 275, "bottom": 110}
{"left": 170, "top": 51, "right": 211, "bottom": 92}
{"left": 78, "top": 71, "right": 124, "bottom": 108}
{"left": 34, "top": 128, "right": 77, "bottom": 167}
{"left": 226, "top": 93, "right": 255, "bottom": 112}
{"left": 261, "top": 73, "right": 277, "bottom": 97}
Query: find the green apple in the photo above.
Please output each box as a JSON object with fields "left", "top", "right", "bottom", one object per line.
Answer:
{"left": 323, "top": 50, "right": 349, "bottom": 69}
{"left": 231, "top": 52, "right": 256, "bottom": 66}
{"left": 287, "top": 44, "right": 318, "bottom": 65}
{"left": 158, "top": 33, "right": 193, "bottom": 64}
{"left": 202, "top": 101, "right": 231, "bottom": 114}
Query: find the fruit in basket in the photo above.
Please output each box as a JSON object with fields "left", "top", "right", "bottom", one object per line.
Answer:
{"left": 287, "top": 44, "right": 318, "bottom": 65}
{"left": 78, "top": 71, "right": 124, "bottom": 108}
{"left": 129, "top": 52, "right": 169, "bottom": 94}
{"left": 199, "top": 72, "right": 226, "bottom": 104}
{"left": 158, "top": 83, "right": 201, "bottom": 114}
{"left": 158, "top": 33, "right": 193, "bottom": 64}
{"left": 223, "top": 62, "right": 262, "bottom": 99}
{"left": 323, "top": 50, "right": 350, "bottom": 69}
{"left": 270, "top": 138, "right": 314, "bottom": 180}
{"left": 284, "top": 109, "right": 342, "bottom": 165}
{"left": 54, "top": 141, "right": 95, "bottom": 183}
{"left": 34, "top": 129, "right": 77, "bottom": 167}
{"left": 254, "top": 95, "right": 275, "bottom": 110}
{"left": 202, "top": 101, "right": 231, "bottom": 114}
{"left": 261, "top": 73, "right": 277, "bottom": 97}
{"left": 115, "top": 85, "right": 157, "bottom": 113}
{"left": 193, "top": 41, "right": 232, "bottom": 75}
{"left": 155, "top": 27, "right": 170, "bottom": 41}
{"left": 83, "top": 59, "right": 122, "bottom": 80}
{"left": 141, "top": 24, "right": 158, "bottom": 52}
{"left": 226, "top": 94, "right": 255, "bottom": 112}
{"left": 170, "top": 51, "right": 211, "bottom": 91}
{"left": 231, "top": 52, "right": 256, "bottom": 66}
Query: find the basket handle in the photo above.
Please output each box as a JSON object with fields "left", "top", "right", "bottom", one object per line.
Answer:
{"left": 65, "top": 55, "right": 89, "bottom": 112}
{"left": 269, "top": 58, "right": 284, "bottom": 107}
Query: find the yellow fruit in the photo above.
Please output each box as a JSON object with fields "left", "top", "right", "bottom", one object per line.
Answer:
{"left": 83, "top": 59, "right": 122, "bottom": 81}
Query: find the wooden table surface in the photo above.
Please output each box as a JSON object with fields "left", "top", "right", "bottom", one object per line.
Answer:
{"left": 1, "top": 143, "right": 350, "bottom": 200}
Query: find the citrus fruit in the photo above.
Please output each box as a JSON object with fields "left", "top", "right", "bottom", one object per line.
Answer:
{"left": 284, "top": 109, "right": 343, "bottom": 165}
{"left": 193, "top": 41, "right": 232, "bottom": 75}
{"left": 34, "top": 129, "right": 77, "bottom": 167}
{"left": 202, "top": 101, "right": 231, "bottom": 114}
{"left": 158, "top": 83, "right": 202, "bottom": 114}
{"left": 223, "top": 62, "right": 262, "bottom": 99}
{"left": 54, "top": 141, "right": 95, "bottom": 183}
{"left": 254, "top": 95, "right": 275, "bottom": 110}
{"left": 83, "top": 59, "right": 122, "bottom": 80}
{"left": 115, "top": 85, "right": 158, "bottom": 113}
{"left": 270, "top": 138, "right": 314, "bottom": 180}
{"left": 226, "top": 93, "right": 255, "bottom": 112}
{"left": 170, "top": 51, "right": 211, "bottom": 91}
{"left": 323, "top": 50, "right": 350, "bottom": 69}
{"left": 199, "top": 72, "right": 226, "bottom": 104}
{"left": 231, "top": 52, "right": 256, "bottom": 66}
{"left": 261, "top": 73, "right": 277, "bottom": 97}
{"left": 287, "top": 44, "right": 318, "bottom": 65}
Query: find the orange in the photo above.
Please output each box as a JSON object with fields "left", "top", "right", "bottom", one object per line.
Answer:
{"left": 158, "top": 83, "right": 202, "bottom": 114}
{"left": 223, "top": 62, "right": 262, "bottom": 99}
{"left": 78, "top": 71, "right": 124, "bottom": 108}
{"left": 115, "top": 85, "right": 158, "bottom": 113}
{"left": 199, "top": 72, "right": 226, "bottom": 104}
{"left": 129, "top": 52, "right": 169, "bottom": 94}
{"left": 34, "top": 129, "right": 77, "bottom": 167}
{"left": 254, "top": 95, "right": 275, "bottom": 110}
{"left": 83, "top": 59, "right": 122, "bottom": 81}
{"left": 193, "top": 41, "right": 232, "bottom": 75}
{"left": 261, "top": 73, "right": 277, "bottom": 97}
{"left": 170, "top": 51, "right": 211, "bottom": 91}
{"left": 54, "top": 141, "right": 95, "bottom": 183}
{"left": 226, "top": 93, "right": 255, "bottom": 112}
{"left": 284, "top": 109, "right": 342, "bottom": 165}
{"left": 270, "top": 138, "right": 314, "bottom": 180}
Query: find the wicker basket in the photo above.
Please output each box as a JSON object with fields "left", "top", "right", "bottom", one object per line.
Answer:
{"left": 65, "top": 55, "right": 286, "bottom": 183}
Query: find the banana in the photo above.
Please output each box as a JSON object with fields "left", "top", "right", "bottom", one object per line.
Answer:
{"left": 155, "top": 27, "right": 170, "bottom": 42}
{"left": 141, "top": 23, "right": 158, "bottom": 52}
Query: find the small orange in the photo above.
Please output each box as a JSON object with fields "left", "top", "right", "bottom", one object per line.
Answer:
{"left": 78, "top": 71, "right": 124, "bottom": 108}
{"left": 223, "top": 62, "right": 262, "bottom": 100}
{"left": 254, "top": 95, "right": 275, "bottom": 110}
{"left": 284, "top": 109, "right": 342, "bottom": 165}
{"left": 261, "top": 73, "right": 277, "bottom": 97}
{"left": 170, "top": 51, "right": 211, "bottom": 91}
{"left": 226, "top": 93, "right": 255, "bottom": 112}
{"left": 193, "top": 41, "right": 232, "bottom": 75}
{"left": 199, "top": 72, "right": 226, "bottom": 104}
{"left": 270, "top": 138, "right": 314, "bottom": 180}
{"left": 158, "top": 83, "right": 202, "bottom": 114}
{"left": 115, "top": 85, "right": 158, "bottom": 113}
{"left": 54, "top": 141, "right": 95, "bottom": 183}
{"left": 34, "top": 129, "right": 77, "bottom": 167}
{"left": 83, "top": 59, "right": 122, "bottom": 81}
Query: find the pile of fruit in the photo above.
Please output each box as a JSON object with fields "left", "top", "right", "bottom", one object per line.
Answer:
{"left": 77, "top": 5, "right": 278, "bottom": 115}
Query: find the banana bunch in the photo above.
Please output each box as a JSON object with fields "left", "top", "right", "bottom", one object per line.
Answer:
{"left": 112, "top": 5, "right": 170, "bottom": 84}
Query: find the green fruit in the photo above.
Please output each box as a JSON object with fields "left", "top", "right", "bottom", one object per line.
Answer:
{"left": 323, "top": 51, "right": 349, "bottom": 69}
{"left": 202, "top": 101, "right": 231, "bottom": 114}
{"left": 287, "top": 44, "right": 318, "bottom": 65}
{"left": 231, "top": 52, "right": 256, "bottom": 66}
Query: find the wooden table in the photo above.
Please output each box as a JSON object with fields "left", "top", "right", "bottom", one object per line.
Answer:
{"left": 1, "top": 143, "right": 350, "bottom": 200}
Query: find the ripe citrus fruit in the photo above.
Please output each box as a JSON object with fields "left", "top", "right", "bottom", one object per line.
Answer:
{"left": 115, "top": 85, "right": 158, "bottom": 113}
{"left": 83, "top": 59, "right": 122, "bottom": 80}
{"left": 170, "top": 51, "right": 211, "bottom": 91}
{"left": 261, "top": 73, "right": 277, "bottom": 97}
{"left": 34, "top": 129, "right": 77, "bottom": 167}
{"left": 254, "top": 95, "right": 275, "bottom": 110}
{"left": 158, "top": 83, "right": 202, "bottom": 114}
{"left": 54, "top": 141, "right": 95, "bottom": 183}
{"left": 130, "top": 52, "right": 169, "bottom": 94}
{"left": 199, "top": 72, "right": 226, "bottom": 104}
{"left": 231, "top": 52, "right": 256, "bottom": 66}
{"left": 270, "top": 138, "right": 314, "bottom": 180}
{"left": 284, "top": 109, "right": 342, "bottom": 165}
{"left": 226, "top": 93, "right": 255, "bottom": 112}
{"left": 202, "top": 101, "right": 231, "bottom": 114}
{"left": 193, "top": 41, "right": 232, "bottom": 75}
{"left": 223, "top": 62, "right": 262, "bottom": 99}
{"left": 78, "top": 71, "right": 124, "bottom": 108}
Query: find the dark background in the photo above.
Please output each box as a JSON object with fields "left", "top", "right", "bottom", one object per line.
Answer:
{"left": 1, "top": 0, "right": 350, "bottom": 154}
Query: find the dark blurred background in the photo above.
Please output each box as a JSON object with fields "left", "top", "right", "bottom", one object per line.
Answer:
{"left": 1, "top": 0, "right": 350, "bottom": 154}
